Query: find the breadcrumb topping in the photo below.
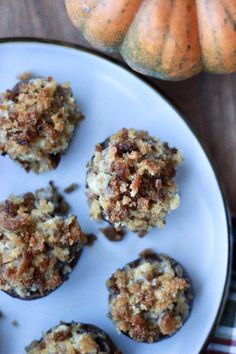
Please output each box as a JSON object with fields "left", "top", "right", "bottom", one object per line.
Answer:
{"left": 0, "top": 77, "right": 82, "bottom": 173}
{"left": 107, "top": 255, "right": 192, "bottom": 343}
{"left": 86, "top": 128, "right": 183, "bottom": 235}
{"left": 0, "top": 187, "right": 85, "bottom": 299}
{"left": 26, "top": 322, "right": 121, "bottom": 354}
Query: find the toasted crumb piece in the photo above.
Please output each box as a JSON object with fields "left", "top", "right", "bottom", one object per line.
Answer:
{"left": 0, "top": 77, "right": 82, "bottom": 173}
{"left": 26, "top": 322, "right": 121, "bottom": 354}
{"left": 100, "top": 226, "right": 126, "bottom": 242}
{"left": 84, "top": 233, "right": 97, "bottom": 246}
{"left": 139, "top": 248, "right": 156, "bottom": 258}
{"left": 86, "top": 128, "right": 183, "bottom": 235}
{"left": 12, "top": 320, "right": 19, "bottom": 327}
{"left": 64, "top": 183, "right": 79, "bottom": 194}
{"left": 17, "top": 71, "right": 32, "bottom": 81}
{"left": 107, "top": 254, "right": 192, "bottom": 343}
{"left": 0, "top": 186, "right": 85, "bottom": 299}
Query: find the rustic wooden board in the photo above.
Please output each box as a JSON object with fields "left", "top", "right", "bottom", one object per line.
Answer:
{"left": 1, "top": 0, "right": 236, "bottom": 213}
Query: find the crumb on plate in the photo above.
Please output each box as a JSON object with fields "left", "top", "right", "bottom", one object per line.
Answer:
{"left": 100, "top": 226, "right": 126, "bottom": 242}
{"left": 84, "top": 233, "right": 97, "bottom": 246}
{"left": 64, "top": 183, "right": 79, "bottom": 194}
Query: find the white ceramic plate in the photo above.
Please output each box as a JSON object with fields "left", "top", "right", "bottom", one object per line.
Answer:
{"left": 0, "top": 39, "right": 231, "bottom": 354}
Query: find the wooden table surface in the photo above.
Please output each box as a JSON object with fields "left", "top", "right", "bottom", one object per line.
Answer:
{"left": 1, "top": 0, "right": 236, "bottom": 213}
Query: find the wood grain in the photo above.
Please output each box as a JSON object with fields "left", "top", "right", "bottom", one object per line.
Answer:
{"left": 1, "top": 0, "right": 236, "bottom": 213}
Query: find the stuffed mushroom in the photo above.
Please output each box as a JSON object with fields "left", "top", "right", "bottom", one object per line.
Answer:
{"left": 106, "top": 252, "right": 193, "bottom": 343}
{"left": 86, "top": 128, "right": 183, "bottom": 236}
{"left": 0, "top": 185, "right": 85, "bottom": 300}
{"left": 26, "top": 322, "right": 121, "bottom": 354}
{"left": 0, "top": 77, "right": 82, "bottom": 173}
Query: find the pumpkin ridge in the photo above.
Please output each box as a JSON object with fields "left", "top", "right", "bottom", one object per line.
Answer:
{"left": 162, "top": 0, "right": 196, "bottom": 72}
{"left": 65, "top": 0, "right": 97, "bottom": 31}
{"left": 156, "top": 0, "right": 201, "bottom": 79}
{"left": 196, "top": 0, "right": 236, "bottom": 73}
{"left": 202, "top": 0, "right": 226, "bottom": 72}
{"left": 84, "top": 0, "right": 143, "bottom": 52}
{"left": 178, "top": 2, "right": 202, "bottom": 73}
{"left": 221, "top": 0, "right": 236, "bottom": 31}
{"left": 121, "top": 0, "right": 202, "bottom": 80}
{"left": 66, "top": 0, "right": 236, "bottom": 80}
{"left": 158, "top": 1, "right": 174, "bottom": 69}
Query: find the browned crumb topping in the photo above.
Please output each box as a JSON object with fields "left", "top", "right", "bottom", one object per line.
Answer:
{"left": 0, "top": 188, "right": 85, "bottom": 299}
{"left": 84, "top": 233, "right": 97, "bottom": 246}
{"left": 100, "top": 226, "right": 126, "bottom": 242}
{"left": 107, "top": 255, "right": 191, "bottom": 343}
{"left": 64, "top": 183, "right": 79, "bottom": 194}
{"left": 0, "top": 77, "right": 82, "bottom": 173}
{"left": 87, "top": 128, "right": 183, "bottom": 235}
{"left": 26, "top": 322, "right": 120, "bottom": 354}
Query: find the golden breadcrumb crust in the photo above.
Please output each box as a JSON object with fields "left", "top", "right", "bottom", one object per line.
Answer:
{"left": 0, "top": 187, "right": 85, "bottom": 299}
{"left": 107, "top": 255, "right": 191, "bottom": 343}
{"left": 26, "top": 322, "right": 121, "bottom": 354}
{"left": 87, "top": 128, "right": 183, "bottom": 235}
{"left": 0, "top": 77, "right": 82, "bottom": 173}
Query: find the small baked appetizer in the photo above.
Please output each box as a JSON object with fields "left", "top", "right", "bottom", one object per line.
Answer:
{"left": 86, "top": 128, "right": 182, "bottom": 235}
{"left": 0, "top": 77, "right": 81, "bottom": 173}
{"left": 106, "top": 252, "right": 193, "bottom": 343}
{"left": 0, "top": 185, "right": 85, "bottom": 300}
{"left": 26, "top": 322, "right": 121, "bottom": 354}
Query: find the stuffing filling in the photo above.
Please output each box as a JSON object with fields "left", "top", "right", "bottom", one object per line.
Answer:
{"left": 0, "top": 77, "right": 82, "bottom": 173}
{"left": 0, "top": 187, "right": 85, "bottom": 299}
{"left": 107, "top": 255, "right": 191, "bottom": 343}
{"left": 86, "top": 128, "right": 183, "bottom": 235}
{"left": 26, "top": 322, "right": 120, "bottom": 354}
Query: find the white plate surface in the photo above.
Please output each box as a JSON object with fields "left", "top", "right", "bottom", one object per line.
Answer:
{"left": 0, "top": 40, "right": 230, "bottom": 354}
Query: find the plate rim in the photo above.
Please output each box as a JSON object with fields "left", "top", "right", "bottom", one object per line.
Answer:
{"left": 0, "top": 36, "right": 233, "bottom": 353}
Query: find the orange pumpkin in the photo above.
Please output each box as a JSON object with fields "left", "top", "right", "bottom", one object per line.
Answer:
{"left": 65, "top": 0, "right": 236, "bottom": 80}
